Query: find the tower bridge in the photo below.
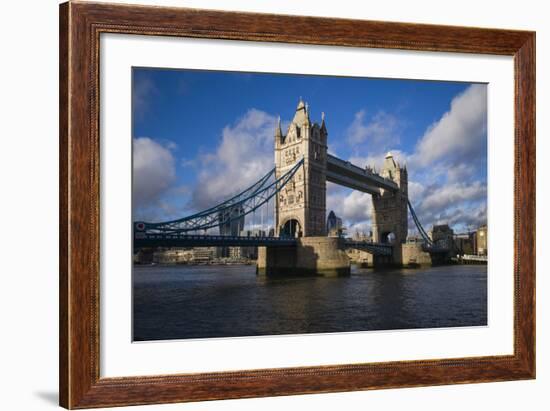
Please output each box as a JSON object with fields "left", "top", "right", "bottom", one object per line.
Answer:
{"left": 134, "top": 99, "right": 449, "bottom": 274}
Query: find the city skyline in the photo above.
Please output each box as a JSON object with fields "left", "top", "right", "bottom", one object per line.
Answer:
{"left": 133, "top": 68, "right": 488, "bottom": 235}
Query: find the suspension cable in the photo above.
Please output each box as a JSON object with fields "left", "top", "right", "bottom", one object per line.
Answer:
{"left": 407, "top": 199, "right": 433, "bottom": 245}
{"left": 138, "top": 159, "right": 304, "bottom": 234}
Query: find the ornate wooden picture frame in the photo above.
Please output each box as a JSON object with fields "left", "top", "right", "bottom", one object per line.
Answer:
{"left": 59, "top": 1, "right": 535, "bottom": 408}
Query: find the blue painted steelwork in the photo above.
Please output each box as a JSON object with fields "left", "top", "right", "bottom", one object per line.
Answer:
{"left": 133, "top": 157, "right": 444, "bottom": 257}
{"left": 344, "top": 240, "right": 393, "bottom": 256}
{"left": 407, "top": 199, "right": 433, "bottom": 246}
{"left": 134, "top": 159, "right": 304, "bottom": 235}
{"left": 135, "top": 233, "right": 394, "bottom": 255}
{"left": 407, "top": 199, "right": 449, "bottom": 253}
{"left": 134, "top": 234, "right": 297, "bottom": 248}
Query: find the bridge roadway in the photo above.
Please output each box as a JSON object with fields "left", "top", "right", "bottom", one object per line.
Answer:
{"left": 326, "top": 154, "right": 398, "bottom": 195}
{"left": 134, "top": 233, "right": 394, "bottom": 256}
{"left": 420, "top": 243, "right": 451, "bottom": 254}
{"left": 344, "top": 240, "right": 393, "bottom": 256}
{"left": 134, "top": 234, "right": 297, "bottom": 248}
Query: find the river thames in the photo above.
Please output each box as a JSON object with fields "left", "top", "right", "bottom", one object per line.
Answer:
{"left": 133, "top": 264, "right": 487, "bottom": 341}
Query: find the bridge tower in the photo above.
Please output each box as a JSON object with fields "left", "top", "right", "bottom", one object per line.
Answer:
{"left": 274, "top": 99, "right": 327, "bottom": 237}
{"left": 371, "top": 152, "right": 408, "bottom": 250}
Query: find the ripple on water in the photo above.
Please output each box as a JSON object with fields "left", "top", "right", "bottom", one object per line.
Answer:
{"left": 133, "top": 264, "right": 487, "bottom": 341}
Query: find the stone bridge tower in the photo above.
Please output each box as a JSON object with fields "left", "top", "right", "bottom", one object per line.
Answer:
{"left": 371, "top": 152, "right": 408, "bottom": 247}
{"left": 274, "top": 100, "right": 327, "bottom": 237}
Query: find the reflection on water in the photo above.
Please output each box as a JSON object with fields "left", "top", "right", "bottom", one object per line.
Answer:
{"left": 133, "top": 264, "right": 487, "bottom": 341}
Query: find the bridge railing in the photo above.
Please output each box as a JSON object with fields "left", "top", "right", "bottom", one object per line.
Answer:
{"left": 461, "top": 254, "right": 488, "bottom": 262}
{"left": 134, "top": 233, "right": 298, "bottom": 248}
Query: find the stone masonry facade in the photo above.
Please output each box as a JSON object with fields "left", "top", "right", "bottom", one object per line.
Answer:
{"left": 371, "top": 153, "right": 409, "bottom": 247}
{"left": 274, "top": 101, "right": 409, "bottom": 260}
{"left": 274, "top": 100, "right": 327, "bottom": 237}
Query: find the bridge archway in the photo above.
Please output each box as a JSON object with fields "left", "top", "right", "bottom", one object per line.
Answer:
{"left": 280, "top": 218, "right": 303, "bottom": 238}
{"left": 380, "top": 231, "right": 396, "bottom": 245}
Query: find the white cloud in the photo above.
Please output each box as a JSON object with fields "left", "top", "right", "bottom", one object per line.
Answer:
{"left": 190, "top": 109, "right": 277, "bottom": 210}
{"left": 444, "top": 163, "right": 476, "bottom": 183}
{"left": 326, "top": 184, "right": 372, "bottom": 232}
{"left": 132, "top": 76, "right": 157, "bottom": 119}
{"left": 408, "top": 180, "right": 487, "bottom": 233}
{"left": 432, "top": 203, "right": 487, "bottom": 231}
{"left": 349, "top": 149, "right": 410, "bottom": 174}
{"left": 346, "top": 109, "right": 401, "bottom": 149}
{"left": 134, "top": 85, "right": 487, "bottom": 232}
{"left": 133, "top": 137, "right": 176, "bottom": 216}
{"left": 341, "top": 191, "right": 372, "bottom": 222}
{"left": 407, "top": 180, "right": 426, "bottom": 200}
{"left": 346, "top": 84, "right": 487, "bottom": 176}
{"left": 420, "top": 181, "right": 487, "bottom": 213}
{"left": 412, "top": 84, "right": 487, "bottom": 167}
{"left": 338, "top": 84, "right": 488, "bottom": 234}
{"left": 348, "top": 221, "right": 372, "bottom": 235}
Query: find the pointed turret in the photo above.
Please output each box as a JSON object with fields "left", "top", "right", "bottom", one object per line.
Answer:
{"left": 320, "top": 111, "right": 327, "bottom": 132}
{"left": 292, "top": 98, "right": 310, "bottom": 127}
{"left": 382, "top": 152, "right": 398, "bottom": 180}
{"left": 384, "top": 152, "right": 397, "bottom": 169}
{"left": 275, "top": 115, "right": 283, "bottom": 142}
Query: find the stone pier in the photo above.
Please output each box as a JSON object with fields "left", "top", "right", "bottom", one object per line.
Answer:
{"left": 401, "top": 243, "right": 432, "bottom": 266}
{"left": 401, "top": 243, "right": 451, "bottom": 266}
{"left": 257, "top": 237, "right": 350, "bottom": 277}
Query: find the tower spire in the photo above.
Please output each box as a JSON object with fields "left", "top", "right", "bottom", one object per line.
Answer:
{"left": 320, "top": 111, "right": 327, "bottom": 134}
{"left": 292, "top": 98, "right": 310, "bottom": 127}
{"left": 275, "top": 115, "right": 283, "bottom": 140}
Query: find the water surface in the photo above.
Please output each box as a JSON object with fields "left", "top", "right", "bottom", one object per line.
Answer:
{"left": 133, "top": 264, "right": 487, "bottom": 341}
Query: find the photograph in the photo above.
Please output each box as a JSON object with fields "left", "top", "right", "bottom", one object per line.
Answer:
{"left": 132, "top": 68, "right": 489, "bottom": 341}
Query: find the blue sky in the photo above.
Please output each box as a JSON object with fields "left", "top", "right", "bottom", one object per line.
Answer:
{"left": 132, "top": 67, "right": 487, "bottom": 235}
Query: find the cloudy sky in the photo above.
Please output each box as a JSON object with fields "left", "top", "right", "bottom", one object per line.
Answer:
{"left": 132, "top": 67, "right": 487, "bottom": 235}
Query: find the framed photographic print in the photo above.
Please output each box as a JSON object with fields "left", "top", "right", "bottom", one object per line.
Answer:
{"left": 59, "top": 1, "right": 535, "bottom": 408}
